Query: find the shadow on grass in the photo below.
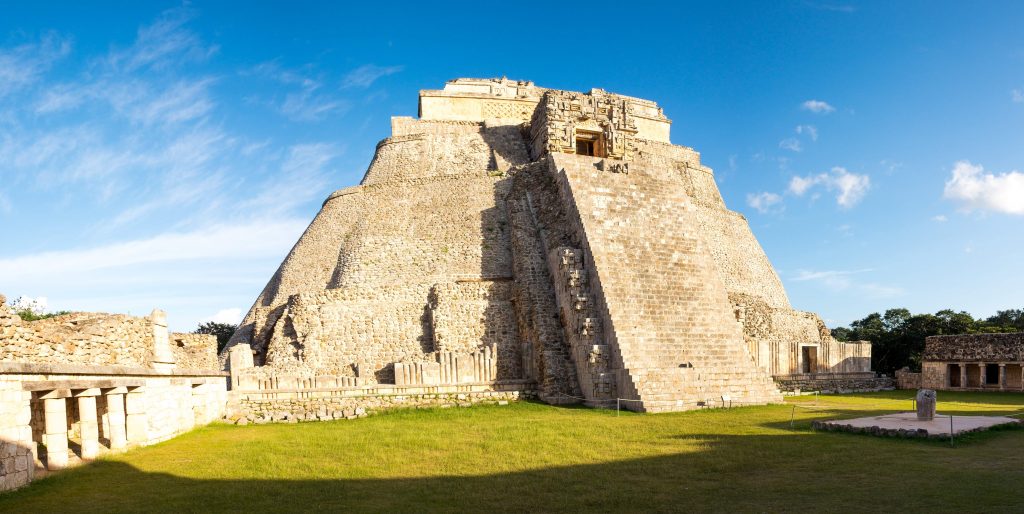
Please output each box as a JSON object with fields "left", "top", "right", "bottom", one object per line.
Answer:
{"left": 3, "top": 430, "right": 1024, "bottom": 513}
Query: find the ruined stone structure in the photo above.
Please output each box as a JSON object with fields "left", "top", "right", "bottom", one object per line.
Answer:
{"left": 0, "top": 294, "right": 226, "bottom": 492}
{"left": 915, "top": 333, "right": 1024, "bottom": 391}
{"left": 223, "top": 78, "right": 877, "bottom": 414}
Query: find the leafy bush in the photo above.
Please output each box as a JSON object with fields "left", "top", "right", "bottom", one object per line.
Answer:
{"left": 16, "top": 310, "right": 70, "bottom": 322}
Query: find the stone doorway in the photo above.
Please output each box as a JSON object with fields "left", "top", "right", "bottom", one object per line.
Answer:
{"left": 985, "top": 364, "right": 1000, "bottom": 387}
{"left": 801, "top": 346, "right": 817, "bottom": 374}
{"left": 948, "top": 363, "right": 962, "bottom": 387}
{"left": 574, "top": 130, "right": 604, "bottom": 157}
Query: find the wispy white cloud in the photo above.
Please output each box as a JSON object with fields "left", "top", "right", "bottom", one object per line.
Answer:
{"left": 943, "top": 160, "right": 1024, "bottom": 215}
{"left": 789, "top": 167, "right": 870, "bottom": 208}
{"left": 0, "top": 32, "right": 72, "bottom": 97}
{"left": 746, "top": 192, "right": 784, "bottom": 214}
{"left": 804, "top": 2, "right": 857, "bottom": 13}
{"left": 796, "top": 124, "right": 818, "bottom": 141}
{"left": 792, "top": 268, "right": 904, "bottom": 299}
{"left": 104, "top": 6, "right": 217, "bottom": 73}
{"left": 779, "top": 137, "right": 802, "bottom": 152}
{"left": 341, "top": 64, "right": 403, "bottom": 89}
{"left": 780, "top": 125, "right": 818, "bottom": 152}
{"left": 932, "top": 214, "right": 948, "bottom": 222}
{"left": 801, "top": 99, "right": 835, "bottom": 114}
{"left": 0, "top": 7, "right": 358, "bottom": 330}
{"left": 1013, "top": 89, "right": 1024, "bottom": 103}
{"left": 280, "top": 89, "right": 348, "bottom": 121}
{"left": 121, "top": 79, "right": 216, "bottom": 125}
{"left": 246, "top": 61, "right": 349, "bottom": 121}
{"left": 0, "top": 220, "right": 308, "bottom": 280}
{"left": 880, "top": 159, "right": 903, "bottom": 174}
{"left": 239, "top": 143, "right": 342, "bottom": 215}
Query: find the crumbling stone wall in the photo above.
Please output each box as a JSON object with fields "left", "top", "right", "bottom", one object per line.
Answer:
{"left": 169, "top": 333, "right": 219, "bottom": 370}
{"left": 1, "top": 297, "right": 154, "bottom": 367}
{"left": 895, "top": 367, "right": 923, "bottom": 389}
{"left": 225, "top": 117, "right": 531, "bottom": 385}
{"left": 428, "top": 281, "right": 520, "bottom": 379}
{"left": 0, "top": 295, "right": 41, "bottom": 362}
{"left": 505, "top": 161, "right": 581, "bottom": 402}
{"left": 924, "top": 333, "right": 1024, "bottom": 362}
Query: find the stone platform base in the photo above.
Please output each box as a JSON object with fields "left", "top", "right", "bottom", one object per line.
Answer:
{"left": 774, "top": 373, "right": 895, "bottom": 394}
{"left": 229, "top": 389, "right": 533, "bottom": 424}
{"left": 813, "top": 412, "right": 1021, "bottom": 438}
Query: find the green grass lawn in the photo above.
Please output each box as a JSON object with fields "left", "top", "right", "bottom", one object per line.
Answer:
{"left": 2, "top": 391, "right": 1023, "bottom": 513}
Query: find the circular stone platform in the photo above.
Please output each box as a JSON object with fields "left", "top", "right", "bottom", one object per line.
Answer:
{"left": 812, "top": 412, "right": 1020, "bottom": 438}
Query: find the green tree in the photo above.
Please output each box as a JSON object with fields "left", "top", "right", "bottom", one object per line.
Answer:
{"left": 832, "top": 306, "right": 1022, "bottom": 375}
{"left": 195, "top": 322, "right": 238, "bottom": 354}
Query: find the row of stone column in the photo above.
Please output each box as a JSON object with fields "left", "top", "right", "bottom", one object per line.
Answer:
{"left": 40, "top": 386, "right": 146, "bottom": 470}
{"left": 956, "top": 362, "right": 1024, "bottom": 390}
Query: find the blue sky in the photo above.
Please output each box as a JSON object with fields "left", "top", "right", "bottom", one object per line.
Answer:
{"left": 1, "top": 1, "right": 1022, "bottom": 330}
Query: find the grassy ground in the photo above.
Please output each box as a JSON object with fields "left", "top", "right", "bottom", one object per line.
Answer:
{"left": 1, "top": 391, "right": 1023, "bottom": 513}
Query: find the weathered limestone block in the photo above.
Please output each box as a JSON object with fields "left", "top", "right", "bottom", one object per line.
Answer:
{"left": 916, "top": 389, "right": 937, "bottom": 421}
{"left": 150, "top": 309, "right": 176, "bottom": 369}
{"left": 124, "top": 390, "right": 148, "bottom": 445}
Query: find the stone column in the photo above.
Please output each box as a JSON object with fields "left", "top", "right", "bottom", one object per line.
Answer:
{"left": 960, "top": 364, "right": 968, "bottom": 389}
{"left": 979, "top": 362, "right": 987, "bottom": 387}
{"left": 228, "top": 343, "right": 255, "bottom": 389}
{"left": 105, "top": 390, "right": 128, "bottom": 450}
{"left": 192, "top": 383, "right": 210, "bottom": 426}
{"left": 124, "top": 388, "right": 148, "bottom": 445}
{"left": 75, "top": 389, "right": 101, "bottom": 460}
{"left": 999, "top": 364, "right": 1007, "bottom": 391}
{"left": 42, "top": 395, "right": 69, "bottom": 470}
{"left": 150, "top": 309, "right": 177, "bottom": 370}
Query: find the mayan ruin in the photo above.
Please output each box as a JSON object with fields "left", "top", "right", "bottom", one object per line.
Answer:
{"left": 220, "top": 78, "right": 879, "bottom": 414}
{"left": 5, "top": 4, "right": 1024, "bottom": 510}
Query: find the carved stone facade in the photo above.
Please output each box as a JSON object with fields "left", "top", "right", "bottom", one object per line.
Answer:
{"left": 222, "top": 77, "right": 878, "bottom": 414}
{"left": 528, "top": 89, "right": 657, "bottom": 161}
{"left": 919, "top": 333, "right": 1024, "bottom": 391}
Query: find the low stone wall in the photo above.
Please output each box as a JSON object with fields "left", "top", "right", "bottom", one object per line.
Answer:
{"left": 231, "top": 389, "right": 531, "bottom": 424}
{"left": 895, "top": 367, "right": 923, "bottom": 389}
{"left": 227, "top": 380, "right": 535, "bottom": 424}
{"left": 811, "top": 418, "right": 1022, "bottom": 439}
{"left": 773, "top": 372, "right": 895, "bottom": 394}
{"left": 0, "top": 363, "right": 227, "bottom": 493}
